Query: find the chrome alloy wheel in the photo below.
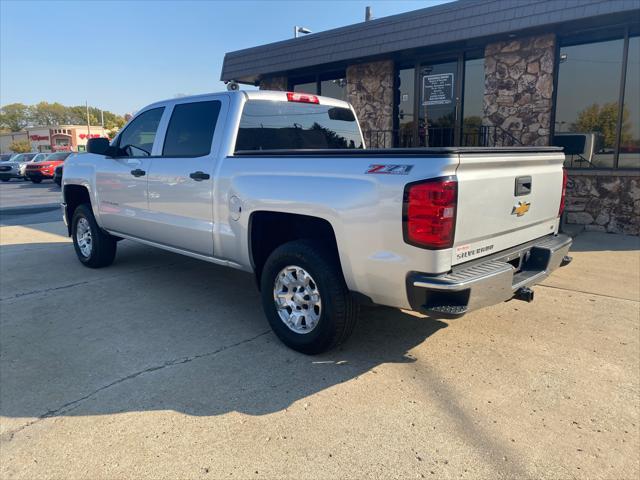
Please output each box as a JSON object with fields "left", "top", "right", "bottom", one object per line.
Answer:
{"left": 76, "top": 217, "right": 93, "bottom": 258}
{"left": 273, "top": 265, "right": 322, "bottom": 334}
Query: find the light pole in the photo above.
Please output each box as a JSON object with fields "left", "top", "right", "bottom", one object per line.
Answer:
{"left": 294, "top": 26, "right": 312, "bottom": 38}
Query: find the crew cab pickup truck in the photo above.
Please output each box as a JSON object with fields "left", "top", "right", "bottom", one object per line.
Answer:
{"left": 62, "top": 90, "right": 572, "bottom": 354}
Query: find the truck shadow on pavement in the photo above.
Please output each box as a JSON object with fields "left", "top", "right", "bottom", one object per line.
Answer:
{"left": 1, "top": 239, "right": 448, "bottom": 421}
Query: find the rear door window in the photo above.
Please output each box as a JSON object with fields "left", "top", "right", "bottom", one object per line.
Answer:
{"left": 235, "top": 100, "right": 363, "bottom": 151}
{"left": 117, "top": 107, "right": 164, "bottom": 157}
{"left": 162, "top": 101, "right": 221, "bottom": 157}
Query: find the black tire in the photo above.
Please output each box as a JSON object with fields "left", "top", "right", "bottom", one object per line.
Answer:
{"left": 31, "top": 178, "right": 42, "bottom": 184}
{"left": 71, "top": 204, "right": 117, "bottom": 268}
{"left": 1, "top": 178, "right": 9, "bottom": 182}
{"left": 260, "top": 240, "right": 359, "bottom": 354}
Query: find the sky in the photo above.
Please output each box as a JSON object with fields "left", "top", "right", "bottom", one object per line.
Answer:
{"left": 0, "top": 0, "right": 450, "bottom": 115}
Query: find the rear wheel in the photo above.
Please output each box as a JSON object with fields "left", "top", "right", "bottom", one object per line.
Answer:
{"left": 260, "top": 240, "right": 359, "bottom": 354}
{"left": 71, "top": 204, "right": 117, "bottom": 268}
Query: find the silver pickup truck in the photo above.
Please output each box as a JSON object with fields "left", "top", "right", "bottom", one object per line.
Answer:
{"left": 62, "top": 90, "right": 572, "bottom": 354}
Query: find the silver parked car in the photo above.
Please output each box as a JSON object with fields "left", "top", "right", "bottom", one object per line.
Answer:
{"left": 0, "top": 152, "right": 39, "bottom": 182}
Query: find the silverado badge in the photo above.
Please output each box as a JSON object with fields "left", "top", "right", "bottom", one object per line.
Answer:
{"left": 512, "top": 201, "right": 531, "bottom": 217}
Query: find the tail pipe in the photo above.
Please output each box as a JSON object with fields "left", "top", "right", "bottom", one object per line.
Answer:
{"left": 514, "top": 286, "right": 535, "bottom": 303}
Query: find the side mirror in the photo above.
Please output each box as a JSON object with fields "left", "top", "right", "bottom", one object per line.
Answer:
{"left": 87, "top": 137, "right": 112, "bottom": 156}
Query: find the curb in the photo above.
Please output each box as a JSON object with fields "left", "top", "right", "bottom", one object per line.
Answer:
{"left": 0, "top": 203, "right": 60, "bottom": 216}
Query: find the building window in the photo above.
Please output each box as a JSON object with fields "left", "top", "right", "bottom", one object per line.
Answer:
{"left": 554, "top": 32, "right": 639, "bottom": 169}
{"left": 461, "top": 56, "right": 484, "bottom": 146}
{"left": 292, "top": 77, "right": 317, "bottom": 95}
{"left": 290, "top": 72, "right": 347, "bottom": 101}
{"left": 320, "top": 74, "right": 347, "bottom": 101}
{"left": 397, "top": 66, "right": 415, "bottom": 147}
{"left": 621, "top": 36, "right": 639, "bottom": 168}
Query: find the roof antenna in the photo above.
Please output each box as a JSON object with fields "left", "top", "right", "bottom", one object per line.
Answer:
{"left": 365, "top": 6, "right": 373, "bottom": 22}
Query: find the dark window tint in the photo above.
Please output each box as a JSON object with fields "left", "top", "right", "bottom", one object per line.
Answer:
{"left": 47, "top": 152, "right": 71, "bottom": 161}
{"left": 163, "top": 101, "right": 221, "bottom": 157}
{"left": 235, "top": 100, "right": 363, "bottom": 151}
{"left": 118, "top": 107, "right": 164, "bottom": 157}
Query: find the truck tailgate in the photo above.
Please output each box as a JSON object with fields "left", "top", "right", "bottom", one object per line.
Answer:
{"left": 453, "top": 151, "right": 564, "bottom": 265}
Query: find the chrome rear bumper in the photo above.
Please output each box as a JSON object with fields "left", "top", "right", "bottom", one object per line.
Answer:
{"left": 407, "top": 234, "right": 572, "bottom": 319}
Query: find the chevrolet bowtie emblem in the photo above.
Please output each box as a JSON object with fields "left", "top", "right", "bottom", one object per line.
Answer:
{"left": 512, "top": 201, "right": 531, "bottom": 217}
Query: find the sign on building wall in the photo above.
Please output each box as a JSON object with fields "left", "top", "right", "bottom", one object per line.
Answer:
{"left": 422, "top": 73, "right": 454, "bottom": 106}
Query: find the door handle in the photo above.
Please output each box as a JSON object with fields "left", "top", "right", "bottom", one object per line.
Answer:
{"left": 130, "top": 168, "right": 146, "bottom": 177}
{"left": 189, "top": 171, "right": 210, "bottom": 181}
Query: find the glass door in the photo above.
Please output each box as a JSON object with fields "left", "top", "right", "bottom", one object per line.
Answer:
{"left": 418, "top": 60, "right": 460, "bottom": 147}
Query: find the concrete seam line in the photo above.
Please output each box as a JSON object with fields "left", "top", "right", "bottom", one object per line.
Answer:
{"left": 537, "top": 284, "right": 640, "bottom": 304}
{"left": 0, "top": 330, "right": 272, "bottom": 443}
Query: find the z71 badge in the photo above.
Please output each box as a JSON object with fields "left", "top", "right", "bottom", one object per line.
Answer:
{"left": 365, "top": 164, "right": 414, "bottom": 175}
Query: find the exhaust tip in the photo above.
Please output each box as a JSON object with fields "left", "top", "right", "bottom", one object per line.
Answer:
{"left": 514, "top": 286, "right": 535, "bottom": 303}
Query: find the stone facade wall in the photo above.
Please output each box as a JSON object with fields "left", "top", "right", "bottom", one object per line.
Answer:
{"left": 484, "top": 34, "right": 555, "bottom": 146}
{"left": 346, "top": 60, "right": 394, "bottom": 148}
{"left": 259, "top": 76, "right": 288, "bottom": 91}
{"left": 565, "top": 171, "right": 640, "bottom": 235}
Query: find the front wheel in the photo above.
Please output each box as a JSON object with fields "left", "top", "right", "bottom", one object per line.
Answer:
{"left": 260, "top": 240, "right": 359, "bottom": 354}
{"left": 71, "top": 204, "right": 117, "bottom": 268}
{"left": 31, "top": 178, "right": 42, "bottom": 184}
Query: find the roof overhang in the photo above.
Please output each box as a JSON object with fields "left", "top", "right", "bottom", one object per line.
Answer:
{"left": 221, "top": 0, "right": 640, "bottom": 85}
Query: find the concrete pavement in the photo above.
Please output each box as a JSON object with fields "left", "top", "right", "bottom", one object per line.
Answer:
{"left": 0, "top": 181, "right": 61, "bottom": 214}
{"left": 0, "top": 219, "right": 638, "bottom": 479}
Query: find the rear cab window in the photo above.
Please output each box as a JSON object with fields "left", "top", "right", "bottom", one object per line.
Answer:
{"left": 235, "top": 100, "right": 363, "bottom": 151}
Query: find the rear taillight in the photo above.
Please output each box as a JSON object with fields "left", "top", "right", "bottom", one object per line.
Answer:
{"left": 403, "top": 177, "right": 457, "bottom": 249}
{"left": 286, "top": 91, "right": 319, "bottom": 104}
{"left": 558, "top": 169, "right": 568, "bottom": 217}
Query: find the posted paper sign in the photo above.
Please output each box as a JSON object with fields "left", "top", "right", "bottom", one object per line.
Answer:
{"left": 422, "top": 73, "right": 454, "bottom": 106}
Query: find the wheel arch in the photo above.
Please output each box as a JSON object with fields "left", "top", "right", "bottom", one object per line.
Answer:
{"left": 63, "top": 184, "right": 92, "bottom": 236}
{"left": 248, "top": 211, "right": 342, "bottom": 287}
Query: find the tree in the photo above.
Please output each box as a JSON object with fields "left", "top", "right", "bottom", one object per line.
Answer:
{"left": 0, "top": 103, "right": 30, "bottom": 132}
{"left": 8, "top": 140, "right": 32, "bottom": 153}
{"left": 0, "top": 101, "right": 127, "bottom": 132}
{"left": 573, "top": 102, "right": 631, "bottom": 149}
{"left": 30, "top": 102, "right": 68, "bottom": 126}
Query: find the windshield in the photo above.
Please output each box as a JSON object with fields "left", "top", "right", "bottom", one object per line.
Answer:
{"left": 32, "top": 153, "right": 48, "bottom": 162}
{"left": 235, "top": 100, "right": 363, "bottom": 151}
{"left": 47, "top": 152, "right": 72, "bottom": 161}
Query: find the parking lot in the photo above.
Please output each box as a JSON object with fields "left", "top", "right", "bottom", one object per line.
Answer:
{"left": 0, "top": 183, "right": 639, "bottom": 479}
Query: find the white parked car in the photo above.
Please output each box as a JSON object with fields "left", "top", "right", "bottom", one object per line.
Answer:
{"left": 61, "top": 90, "right": 572, "bottom": 353}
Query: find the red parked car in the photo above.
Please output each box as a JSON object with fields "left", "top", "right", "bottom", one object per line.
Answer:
{"left": 24, "top": 152, "right": 72, "bottom": 183}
